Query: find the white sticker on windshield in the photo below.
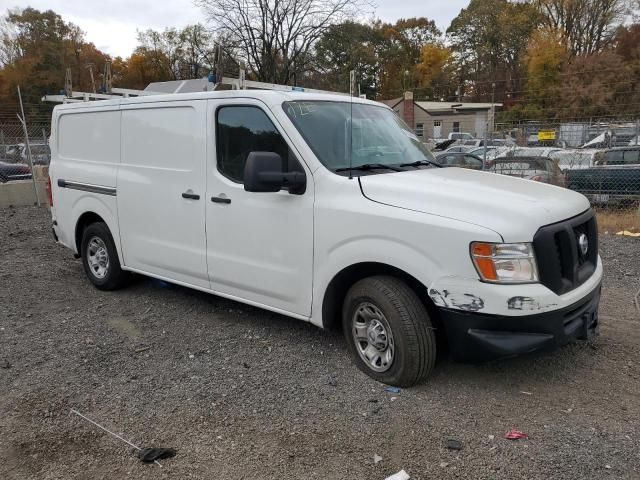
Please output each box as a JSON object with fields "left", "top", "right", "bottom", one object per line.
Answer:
{"left": 402, "top": 130, "right": 419, "bottom": 141}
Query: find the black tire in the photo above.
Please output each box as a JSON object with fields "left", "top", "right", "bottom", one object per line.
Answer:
{"left": 342, "top": 276, "right": 436, "bottom": 387}
{"left": 80, "top": 222, "right": 130, "bottom": 290}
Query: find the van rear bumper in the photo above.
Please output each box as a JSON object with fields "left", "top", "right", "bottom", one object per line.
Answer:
{"left": 439, "top": 283, "right": 601, "bottom": 362}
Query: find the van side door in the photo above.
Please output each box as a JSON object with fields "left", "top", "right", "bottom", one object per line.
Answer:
{"left": 117, "top": 101, "right": 209, "bottom": 288}
{"left": 205, "top": 99, "right": 314, "bottom": 318}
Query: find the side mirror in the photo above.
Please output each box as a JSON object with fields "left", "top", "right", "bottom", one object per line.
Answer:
{"left": 243, "top": 152, "right": 306, "bottom": 195}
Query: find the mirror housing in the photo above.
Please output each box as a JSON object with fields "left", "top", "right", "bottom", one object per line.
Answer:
{"left": 243, "top": 152, "right": 306, "bottom": 195}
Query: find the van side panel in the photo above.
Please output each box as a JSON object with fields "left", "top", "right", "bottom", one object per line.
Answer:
{"left": 52, "top": 109, "right": 121, "bottom": 255}
{"left": 117, "top": 102, "right": 209, "bottom": 287}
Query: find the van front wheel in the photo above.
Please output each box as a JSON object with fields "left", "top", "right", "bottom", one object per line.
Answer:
{"left": 80, "top": 222, "right": 130, "bottom": 290}
{"left": 342, "top": 276, "right": 436, "bottom": 387}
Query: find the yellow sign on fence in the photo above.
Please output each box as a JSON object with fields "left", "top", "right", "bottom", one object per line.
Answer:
{"left": 538, "top": 130, "right": 556, "bottom": 141}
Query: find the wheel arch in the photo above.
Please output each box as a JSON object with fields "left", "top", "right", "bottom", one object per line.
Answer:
{"left": 320, "top": 262, "right": 442, "bottom": 333}
{"left": 75, "top": 211, "right": 106, "bottom": 254}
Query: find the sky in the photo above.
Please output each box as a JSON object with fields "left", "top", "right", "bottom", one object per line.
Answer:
{"left": 0, "top": 0, "right": 469, "bottom": 58}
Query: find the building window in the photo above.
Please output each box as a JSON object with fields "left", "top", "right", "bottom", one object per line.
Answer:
{"left": 433, "top": 120, "right": 442, "bottom": 127}
{"left": 453, "top": 121, "right": 460, "bottom": 133}
{"left": 415, "top": 123, "right": 424, "bottom": 138}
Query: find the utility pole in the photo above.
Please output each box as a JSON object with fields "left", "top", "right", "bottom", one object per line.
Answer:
{"left": 86, "top": 63, "right": 97, "bottom": 93}
{"left": 16, "top": 86, "right": 40, "bottom": 206}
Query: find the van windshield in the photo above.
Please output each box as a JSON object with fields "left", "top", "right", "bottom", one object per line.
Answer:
{"left": 283, "top": 101, "right": 436, "bottom": 173}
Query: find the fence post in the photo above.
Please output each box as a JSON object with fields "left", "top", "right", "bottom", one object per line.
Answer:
{"left": 17, "top": 85, "right": 41, "bottom": 206}
{"left": 0, "top": 129, "right": 4, "bottom": 157}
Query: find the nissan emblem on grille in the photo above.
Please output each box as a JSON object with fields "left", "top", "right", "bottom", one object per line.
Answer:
{"left": 578, "top": 233, "right": 589, "bottom": 256}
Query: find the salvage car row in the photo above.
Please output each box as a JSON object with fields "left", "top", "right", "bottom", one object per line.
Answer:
{"left": 435, "top": 146, "right": 640, "bottom": 204}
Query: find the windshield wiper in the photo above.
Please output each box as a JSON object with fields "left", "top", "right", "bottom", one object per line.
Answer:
{"left": 399, "top": 159, "right": 442, "bottom": 168}
{"left": 335, "top": 163, "right": 403, "bottom": 173}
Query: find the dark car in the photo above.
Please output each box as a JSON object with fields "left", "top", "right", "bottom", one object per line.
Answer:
{"left": 566, "top": 147, "right": 640, "bottom": 204}
{"left": 0, "top": 161, "right": 32, "bottom": 182}
{"left": 487, "top": 156, "right": 565, "bottom": 187}
{"left": 435, "top": 152, "right": 485, "bottom": 170}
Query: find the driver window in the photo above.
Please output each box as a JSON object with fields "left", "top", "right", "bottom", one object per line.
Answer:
{"left": 216, "top": 106, "right": 300, "bottom": 183}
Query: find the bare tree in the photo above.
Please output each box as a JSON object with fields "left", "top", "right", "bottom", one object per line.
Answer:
{"left": 533, "top": 0, "right": 629, "bottom": 55}
{"left": 195, "top": 0, "right": 366, "bottom": 84}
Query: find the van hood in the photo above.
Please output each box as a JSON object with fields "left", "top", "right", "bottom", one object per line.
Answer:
{"left": 359, "top": 167, "right": 590, "bottom": 241}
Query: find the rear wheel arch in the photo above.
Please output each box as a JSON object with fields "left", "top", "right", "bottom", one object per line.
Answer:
{"left": 75, "top": 211, "right": 106, "bottom": 254}
{"left": 321, "top": 262, "right": 442, "bottom": 333}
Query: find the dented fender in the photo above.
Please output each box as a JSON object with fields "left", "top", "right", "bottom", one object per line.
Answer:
{"left": 428, "top": 257, "right": 603, "bottom": 317}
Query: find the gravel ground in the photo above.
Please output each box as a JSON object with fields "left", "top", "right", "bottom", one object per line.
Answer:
{"left": 1, "top": 205, "right": 639, "bottom": 479}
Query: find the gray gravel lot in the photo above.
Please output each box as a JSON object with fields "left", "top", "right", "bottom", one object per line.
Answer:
{"left": 1, "top": 205, "right": 639, "bottom": 479}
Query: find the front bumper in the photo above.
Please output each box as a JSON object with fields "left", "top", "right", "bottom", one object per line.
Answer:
{"left": 440, "top": 283, "right": 601, "bottom": 362}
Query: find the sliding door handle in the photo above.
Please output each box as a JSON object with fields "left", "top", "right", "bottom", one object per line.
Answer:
{"left": 211, "top": 196, "right": 231, "bottom": 204}
{"left": 182, "top": 192, "right": 200, "bottom": 200}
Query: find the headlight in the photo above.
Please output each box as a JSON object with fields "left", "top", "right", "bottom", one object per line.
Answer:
{"left": 470, "top": 242, "right": 538, "bottom": 284}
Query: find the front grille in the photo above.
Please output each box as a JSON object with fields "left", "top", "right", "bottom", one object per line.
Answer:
{"left": 533, "top": 209, "right": 598, "bottom": 295}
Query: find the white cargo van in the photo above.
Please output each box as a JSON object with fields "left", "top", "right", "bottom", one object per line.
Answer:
{"left": 49, "top": 91, "right": 602, "bottom": 386}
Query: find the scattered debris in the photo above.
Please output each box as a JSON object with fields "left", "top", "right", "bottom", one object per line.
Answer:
{"left": 70, "top": 409, "right": 174, "bottom": 467}
{"left": 504, "top": 428, "right": 529, "bottom": 440}
{"left": 390, "top": 397, "right": 398, "bottom": 402}
{"left": 384, "top": 469, "right": 410, "bottom": 480}
{"left": 368, "top": 399, "right": 379, "bottom": 403}
{"left": 488, "top": 435, "right": 495, "bottom": 441}
{"left": 134, "top": 346, "right": 151, "bottom": 353}
{"left": 243, "top": 362, "right": 250, "bottom": 369}
{"left": 520, "top": 391, "right": 533, "bottom": 395}
{"left": 439, "top": 461, "right": 449, "bottom": 468}
{"left": 1, "top": 359, "right": 11, "bottom": 369}
{"left": 616, "top": 230, "right": 640, "bottom": 237}
{"left": 374, "top": 454, "right": 383, "bottom": 464}
{"left": 328, "top": 377, "right": 337, "bottom": 387}
{"left": 384, "top": 386, "right": 401, "bottom": 394}
{"left": 446, "top": 439, "right": 463, "bottom": 450}
{"left": 605, "top": 465, "right": 612, "bottom": 469}
{"left": 137, "top": 447, "right": 176, "bottom": 463}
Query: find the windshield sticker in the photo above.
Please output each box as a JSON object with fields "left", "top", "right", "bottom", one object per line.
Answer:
{"left": 401, "top": 129, "right": 420, "bottom": 141}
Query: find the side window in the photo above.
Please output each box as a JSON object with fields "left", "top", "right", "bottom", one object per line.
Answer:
{"left": 415, "top": 122, "right": 424, "bottom": 138}
{"left": 216, "top": 106, "right": 298, "bottom": 183}
{"left": 604, "top": 150, "right": 624, "bottom": 165}
{"left": 453, "top": 121, "right": 460, "bottom": 133}
{"left": 623, "top": 149, "right": 639, "bottom": 164}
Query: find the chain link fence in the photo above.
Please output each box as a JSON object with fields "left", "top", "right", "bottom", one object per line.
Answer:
{"left": 0, "top": 122, "right": 51, "bottom": 183}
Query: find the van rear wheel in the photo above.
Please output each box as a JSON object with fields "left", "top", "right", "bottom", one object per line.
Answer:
{"left": 342, "top": 276, "right": 436, "bottom": 387}
{"left": 80, "top": 222, "right": 130, "bottom": 290}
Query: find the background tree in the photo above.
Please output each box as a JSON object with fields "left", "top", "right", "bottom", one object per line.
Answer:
{"left": 446, "top": 0, "right": 541, "bottom": 101}
{"left": 313, "top": 21, "right": 383, "bottom": 97}
{"left": 533, "top": 0, "right": 628, "bottom": 56}
{"left": 195, "top": 0, "right": 365, "bottom": 84}
{"left": 0, "top": 7, "right": 110, "bottom": 112}
{"left": 415, "top": 42, "right": 455, "bottom": 100}
{"left": 376, "top": 17, "right": 441, "bottom": 98}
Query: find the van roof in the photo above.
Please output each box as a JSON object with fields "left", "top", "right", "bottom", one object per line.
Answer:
{"left": 52, "top": 89, "right": 384, "bottom": 112}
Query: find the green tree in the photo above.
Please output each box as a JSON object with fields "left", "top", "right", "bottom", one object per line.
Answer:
{"left": 313, "top": 21, "right": 384, "bottom": 97}
{"left": 447, "top": 0, "right": 541, "bottom": 101}
{"left": 0, "top": 7, "right": 109, "bottom": 110}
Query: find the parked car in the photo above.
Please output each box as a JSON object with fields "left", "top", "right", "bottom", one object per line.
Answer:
{"left": 20, "top": 143, "right": 50, "bottom": 165}
{"left": 448, "top": 132, "right": 474, "bottom": 141}
{"left": 443, "top": 145, "right": 475, "bottom": 153}
{"left": 49, "top": 91, "right": 602, "bottom": 386}
{"left": 0, "top": 161, "right": 32, "bottom": 182}
{"left": 495, "top": 147, "right": 564, "bottom": 158}
{"left": 488, "top": 156, "right": 566, "bottom": 187}
{"left": 566, "top": 147, "right": 640, "bottom": 205}
{"left": 549, "top": 149, "right": 601, "bottom": 171}
{"left": 435, "top": 152, "right": 484, "bottom": 170}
